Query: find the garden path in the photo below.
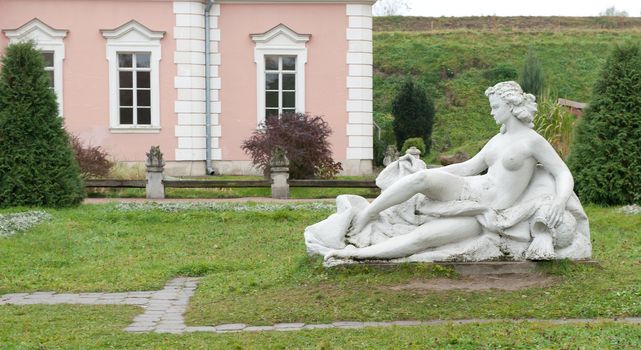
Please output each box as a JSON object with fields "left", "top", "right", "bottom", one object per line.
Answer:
{"left": 2, "top": 277, "right": 640, "bottom": 334}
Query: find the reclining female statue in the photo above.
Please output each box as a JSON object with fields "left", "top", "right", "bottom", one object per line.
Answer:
{"left": 304, "top": 81, "right": 591, "bottom": 264}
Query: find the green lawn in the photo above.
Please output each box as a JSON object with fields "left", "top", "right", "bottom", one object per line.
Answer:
{"left": 1, "top": 306, "right": 639, "bottom": 349}
{"left": 1, "top": 204, "right": 640, "bottom": 348}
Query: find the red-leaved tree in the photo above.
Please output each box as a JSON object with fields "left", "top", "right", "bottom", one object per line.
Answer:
{"left": 241, "top": 113, "right": 342, "bottom": 179}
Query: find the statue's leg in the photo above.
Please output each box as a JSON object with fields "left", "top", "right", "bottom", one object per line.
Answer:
{"left": 328, "top": 217, "right": 481, "bottom": 260}
{"left": 352, "top": 170, "right": 466, "bottom": 233}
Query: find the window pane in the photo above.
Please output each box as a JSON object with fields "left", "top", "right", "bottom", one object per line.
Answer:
{"left": 265, "top": 56, "right": 278, "bottom": 70}
{"left": 265, "top": 73, "right": 279, "bottom": 90}
{"left": 266, "top": 109, "right": 279, "bottom": 118}
{"left": 119, "top": 72, "right": 133, "bottom": 88}
{"left": 137, "top": 90, "right": 151, "bottom": 107}
{"left": 137, "top": 72, "right": 150, "bottom": 88}
{"left": 282, "top": 92, "right": 295, "bottom": 108}
{"left": 41, "top": 52, "right": 54, "bottom": 67}
{"left": 282, "top": 56, "right": 296, "bottom": 71}
{"left": 47, "top": 71, "right": 55, "bottom": 89}
{"left": 282, "top": 74, "right": 295, "bottom": 90}
{"left": 266, "top": 91, "right": 279, "bottom": 108}
{"left": 119, "top": 90, "right": 133, "bottom": 106}
{"left": 282, "top": 109, "right": 295, "bottom": 116}
{"left": 118, "top": 54, "right": 133, "bottom": 68}
{"left": 137, "top": 108, "right": 151, "bottom": 125}
{"left": 136, "top": 53, "right": 150, "bottom": 68}
{"left": 120, "top": 108, "right": 133, "bottom": 124}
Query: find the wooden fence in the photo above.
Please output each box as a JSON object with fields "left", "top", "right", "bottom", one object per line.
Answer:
{"left": 84, "top": 178, "right": 378, "bottom": 198}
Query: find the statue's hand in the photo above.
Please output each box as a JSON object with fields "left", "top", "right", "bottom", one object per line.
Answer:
{"left": 546, "top": 199, "right": 566, "bottom": 228}
{"left": 324, "top": 245, "right": 357, "bottom": 261}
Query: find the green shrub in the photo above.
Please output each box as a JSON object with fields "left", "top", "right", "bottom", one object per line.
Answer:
{"left": 519, "top": 47, "right": 545, "bottom": 97}
{"left": 567, "top": 43, "right": 641, "bottom": 204}
{"left": 391, "top": 78, "right": 435, "bottom": 153}
{"left": 373, "top": 138, "right": 388, "bottom": 166}
{"left": 483, "top": 64, "right": 518, "bottom": 83}
{"left": 534, "top": 93, "right": 575, "bottom": 160}
{"left": 400, "top": 137, "right": 427, "bottom": 156}
{"left": 0, "top": 42, "right": 85, "bottom": 207}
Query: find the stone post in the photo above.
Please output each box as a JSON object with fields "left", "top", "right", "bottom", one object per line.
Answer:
{"left": 406, "top": 146, "right": 421, "bottom": 159}
{"left": 270, "top": 147, "right": 290, "bottom": 199}
{"left": 145, "top": 146, "right": 165, "bottom": 199}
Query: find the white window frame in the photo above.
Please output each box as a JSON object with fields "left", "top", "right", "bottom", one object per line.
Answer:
{"left": 264, "top": 55, "right": 298, "bottom": 118}
{"left": 41, "top": 51, "right": 55, "bottom": 89}
{"left": 251, "top": 24, "right": 310, "bottom": 127}
{"left": 116, "top": 52, "right": 153, "bottom": 126}
{"left": 3, "top": 19, "right": 67, "bottom": 116}
{"left": 101, "top": 20, "right": 164, "bottom": 133}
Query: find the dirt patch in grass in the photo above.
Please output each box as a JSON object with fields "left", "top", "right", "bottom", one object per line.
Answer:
{"left": 388, "top": 274, "right": 558, "bottom": 292}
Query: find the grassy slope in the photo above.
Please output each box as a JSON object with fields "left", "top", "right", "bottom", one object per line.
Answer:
{"left": 372, "top": 18, "right": 641, "bottom": 158}
{"left": 375, "top": 16, "right": 641, "bottom": 32}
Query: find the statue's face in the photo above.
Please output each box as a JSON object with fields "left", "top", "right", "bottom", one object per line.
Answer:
{"left": 489, "top": 95, "right": 511, "bottom": 125}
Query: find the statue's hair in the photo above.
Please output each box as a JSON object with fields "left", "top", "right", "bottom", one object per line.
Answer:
{"left": 485, "top": 81, "right": 537, "bottom": 131}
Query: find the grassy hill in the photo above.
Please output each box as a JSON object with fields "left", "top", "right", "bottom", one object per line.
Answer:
{"left": 372, "top": 17, "right": 641, "bottom": 159}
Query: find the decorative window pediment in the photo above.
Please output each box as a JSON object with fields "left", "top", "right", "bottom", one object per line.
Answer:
{"left": 100, "top": 20, "right": 165, "bottom": 43}
{"left": 251, "top": 24, "right": 311, "bottom": 48}
{"left": 3, "top": 18, "right": 68, "bottom": 44}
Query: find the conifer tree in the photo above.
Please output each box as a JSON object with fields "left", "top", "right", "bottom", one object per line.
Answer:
{"left": 567, "top": 43, "right": 641, "bottom": 204}
{"left": 520, "top": 47, "right": 545, "bottom": 97}
{"left": 391, "top": 78, "right": 435, "bottom": 153}
{"left": 0, "top": 42, "right": 85, "bottom": 207}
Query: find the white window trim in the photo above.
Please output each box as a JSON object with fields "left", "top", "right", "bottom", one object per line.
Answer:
{"left": 3, "top": 19, "right": 67, "bottom": 116}
{"left": 101, "top": 20, "right": 164, "bottom": 133}
{"left": 251, "top": 24, "right": 309, "bottom": 127}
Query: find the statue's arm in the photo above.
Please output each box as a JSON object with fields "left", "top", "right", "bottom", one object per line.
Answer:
{"left": 440, "top": 142, "right": 490, "bottom": 176}
{"left": 533, "top": 136, "right": 574, "bottom": 227}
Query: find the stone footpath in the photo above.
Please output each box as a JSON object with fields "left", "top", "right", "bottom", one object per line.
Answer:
{"left": 1, "top": 278, "right": 640, "bottom": 334}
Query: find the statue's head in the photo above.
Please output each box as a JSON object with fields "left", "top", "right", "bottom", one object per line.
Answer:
{"left": 484, "top": 81, "right": 537, "bottom": 133}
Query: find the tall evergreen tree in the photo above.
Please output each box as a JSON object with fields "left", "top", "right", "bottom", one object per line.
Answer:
{"left": 0, "top": 41, "right": 85, "bottom": 207}
{"left": 567, "top": 43, "right": 641, "bottom": 204}
{"left": 519, "top": 47, "right": 545, "bottom": 97}
{"left": 391, "top": 78, "right": 435, "bottom": 153}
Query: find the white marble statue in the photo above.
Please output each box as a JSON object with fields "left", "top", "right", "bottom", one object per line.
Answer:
{"left": 305, "top": 81, "right": 591, "bottom": 265}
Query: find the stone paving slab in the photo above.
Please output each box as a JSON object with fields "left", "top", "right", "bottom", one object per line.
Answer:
{"left": 215, "top": 323, "right": 247, "bottom": 332}
{"left": 2, "top": 277, "right": 640, "bottom": 335}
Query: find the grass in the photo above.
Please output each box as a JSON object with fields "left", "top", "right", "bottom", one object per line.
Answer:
{"left": 1, "top": 306, "right": 640, "bottom": 349}
{"left": 374, "top": 16, "right": 641, "bottom": 32}
{"left": 0, "top": 204, "right": 640, "bottom": 349}
{"left": 1, "top": 305, "right": 639, "bottom": 349}
{"left": 372, "top": 30, "right": 641, "bottom": 160}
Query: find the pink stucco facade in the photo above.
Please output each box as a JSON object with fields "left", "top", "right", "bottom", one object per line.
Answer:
{"left": 218, "top": 3, "right": 348, "bottom": 160}
{"left": 0, "top": 0, "right": 374, "bottom": 175}
{"left": 0, "top": 0, "right": 177, "bottom": 162}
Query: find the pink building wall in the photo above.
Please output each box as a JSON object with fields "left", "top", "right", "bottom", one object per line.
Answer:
{"left": 218, "top": 3, "right": 348, "bottom": 160}
{"left": 0, "top": 0, "right": 177, "bottom": 161}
